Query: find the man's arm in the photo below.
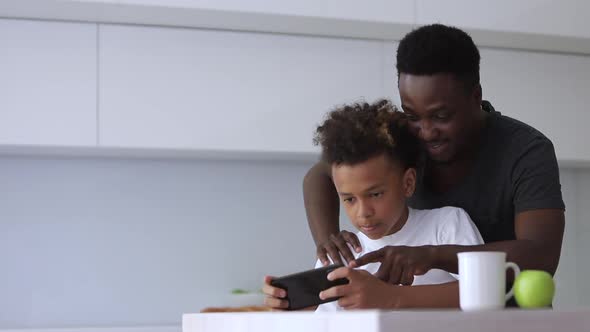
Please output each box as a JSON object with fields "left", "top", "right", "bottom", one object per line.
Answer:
{"left": 353, "top": 209, "right": 565, "bottom": 283}
{"left": 397, "top": 282, "right": 459, "bottom": 308}
{"left": 304, "top": 161, "right": 363, "bottom": 264}
{"left": 303, "top": 161, "right": 339, "bottom": 245}
{"left": 434, "top": 209, "right": 565, "bottom": 276}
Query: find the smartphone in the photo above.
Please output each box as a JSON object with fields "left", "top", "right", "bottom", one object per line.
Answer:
{"left": 270, "top": 264, "right": 349, "bottom": 310}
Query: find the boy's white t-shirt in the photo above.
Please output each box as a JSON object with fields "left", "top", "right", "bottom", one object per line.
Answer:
{"left": 315, "top": 206, "right": 484, "bottom": 312}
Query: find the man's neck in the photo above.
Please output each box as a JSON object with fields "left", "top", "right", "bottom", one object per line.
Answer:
{"left": 427, "top": 107, "right": 489, "bottom": 193}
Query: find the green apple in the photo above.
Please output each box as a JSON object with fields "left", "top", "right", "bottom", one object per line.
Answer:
{"left": 513, "top": 270, "right": 555, "bottom": 308}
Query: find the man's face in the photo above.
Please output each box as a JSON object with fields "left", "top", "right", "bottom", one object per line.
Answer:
{"left": 398, "top": 73, "right": 481, "bottom": 163}
{"left": 332, "top": 154, "right": 415, "bottom": 240}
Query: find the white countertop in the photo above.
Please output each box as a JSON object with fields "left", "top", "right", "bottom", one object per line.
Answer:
{"left": 183, "top": 308, "right": 590, "bottom": 332}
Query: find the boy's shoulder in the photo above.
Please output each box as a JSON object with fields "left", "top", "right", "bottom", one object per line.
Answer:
{"left": 411, "top": 206, "right": 469, "bottom": 222}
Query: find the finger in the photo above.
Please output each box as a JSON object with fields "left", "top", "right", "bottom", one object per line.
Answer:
{"left": 385, "top": 261, "right": 403, "bottom": 285}
{"left": 327, "top": 267, "right": 351, "bottom": 281}
{"left": 373, "top": 256, "right": 392, "bottom": 281}
{"left": 263, "top": 275, "right": 274, "bottom": 285}
{"left": 337, "top": 295, "right": 356, "bottom": 309}
{"left": 319, "top": 284, "right": 349, "bottom": 300}
{"left": 400, "top": 268, "right": 415, "bottom": 286}
{"left": 353, "top": 249, "right": 384, "bottom": 268}
{"left": 325, "top": 239, "right": 344, "bottom": 266}
{"left": 262, "top": 276, "right": 287, "bottom": 298}
{"left": 341, "top": 231, "right": 363, "bottom": 253}
{"left": 264, "top": 296, "right": 289, "bottom": 309}
{"left": 332, "top": 235, "right": 355, "bottom": 264}
{"left": 414, "top": 265, "right": 428, "bottom": 276}
{"left": 261, "top": 282, "right": 286, "bottom": 298}
{"left": 316, "top": 247, "right": 330, "bottom": 266}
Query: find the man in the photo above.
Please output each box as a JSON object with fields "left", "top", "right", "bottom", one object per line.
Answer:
{"left": 303, "top": 24, "right": 565, "bottom": 290}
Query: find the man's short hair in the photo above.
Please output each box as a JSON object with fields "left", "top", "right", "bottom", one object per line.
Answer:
{"left": 396, "top": 24, "right": 481, "bottom": 91}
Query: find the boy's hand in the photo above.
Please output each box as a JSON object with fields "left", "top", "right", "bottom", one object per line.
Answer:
{"left": 351, "top": 245, "right": 435, "bottom": 285}
{"left": 317, "top": 230, "right": 362, "bottom": 266}
{"left": 318, "top": 267, "right": 400, "bottom": 309}
{"left": 262, "top": 276, "right": 289, "bottom": 310}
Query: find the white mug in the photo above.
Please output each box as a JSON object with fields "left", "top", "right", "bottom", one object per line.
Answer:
{"left": 457, "top": 251, "right": 520, "bottom": 311}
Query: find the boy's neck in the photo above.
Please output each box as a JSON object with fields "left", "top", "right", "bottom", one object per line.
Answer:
{"left": 383, "top": 205, "right": 410, "bottom": 237}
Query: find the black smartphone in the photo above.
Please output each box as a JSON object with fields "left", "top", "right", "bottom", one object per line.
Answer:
{"left": 270, "top": 264, "right": 349, "bottom": 310}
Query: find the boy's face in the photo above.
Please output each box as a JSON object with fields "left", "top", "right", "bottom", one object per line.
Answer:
{"left": 398, "top": 73, "right": 482, "bottom": 163}
{"left": 331, "top": 154, "right": 415, "bottom": 240}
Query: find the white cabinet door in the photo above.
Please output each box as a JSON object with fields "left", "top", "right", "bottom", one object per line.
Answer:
{"left": 480, "top": 48, "right": 590, "bottom": 163}
{"left": 99, "top": 25, "right": 388, "bottom": 153}
{"left": 71, "top": 0, "right": 415, "bottom": 24}
{"left": 0, "top": 19, "right": 97, "bottom": 146}
{"left": 416, "top": 0, "right": 590, "bottom": 39}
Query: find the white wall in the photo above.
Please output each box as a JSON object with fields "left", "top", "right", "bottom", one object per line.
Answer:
{"left": 0, "top": 156, "right": 319, "bottom": 328}
{"left": 0, "top": 156, "right": 587, "bottom": 329}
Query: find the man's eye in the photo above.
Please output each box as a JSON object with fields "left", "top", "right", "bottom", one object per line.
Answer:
{"left": 343, "top": 197, "right": 355, "bottom": 203}
{"left": 370, "top": 192, "right": 383, "bottom": 198}
{"left": 434, "top": 112, "right": 451, "bottom": 120}
{"left": 405, "top": 114, "right": 419, "bottom": 121}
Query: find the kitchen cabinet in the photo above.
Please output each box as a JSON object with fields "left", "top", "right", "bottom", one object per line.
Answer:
{"left": 96, "top": 0, "right": 415, "bottom": 24}
{"left": 3, "top": 0, "right": 590, "bottom": 55}
{"left": 479, "top": 47, "right": 590, "bottom": 164}
{"left": 416, "top": 0, "right": 590, "bottom": 39}
{"left": 0, "top": 19, "right": 97, "bottom": 146}
{"left": 99, "top": 24, "right": 389, "bottom": 154}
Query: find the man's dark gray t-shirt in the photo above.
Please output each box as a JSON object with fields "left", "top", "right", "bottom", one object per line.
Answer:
{"left": 408, "top": 101, "right": 565, "bottom": 243}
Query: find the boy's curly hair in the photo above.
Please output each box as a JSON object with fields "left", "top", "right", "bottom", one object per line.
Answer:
{"left": 313, "top": 99, "right": 420, "bottom": 169}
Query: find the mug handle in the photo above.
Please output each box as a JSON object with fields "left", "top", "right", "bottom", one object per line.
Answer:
{"left": 505, "top": 262, "right": 521, "bottom": 301}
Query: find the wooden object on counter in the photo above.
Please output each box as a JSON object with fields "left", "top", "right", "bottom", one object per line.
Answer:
{"left": 200, "top": 306, "right": 272, "bottom": 313}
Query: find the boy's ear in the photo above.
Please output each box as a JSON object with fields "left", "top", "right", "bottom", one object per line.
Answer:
{"left": 402, "top": 167, "right": 416, "bottom": 198}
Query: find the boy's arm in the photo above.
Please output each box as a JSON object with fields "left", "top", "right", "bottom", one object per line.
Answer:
{"left": 319, "top": 267, "right": 459, "bottom": 309}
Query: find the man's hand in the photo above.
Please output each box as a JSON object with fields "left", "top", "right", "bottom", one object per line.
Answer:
{"left": 351, "top": 245, "right": 436, "bottom": 285}
{"left": 318, "top": 267, "right": 401, "bottom": 309}
{"left": 316, "top": 230, "right": 362, "bottom": 266}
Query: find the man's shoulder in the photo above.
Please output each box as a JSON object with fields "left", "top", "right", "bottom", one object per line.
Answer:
{"left": 484, "top": 110, "right": 557, "bottom": 169}
{"left": 490, "top": 111, "right": 553, "bottom": 148}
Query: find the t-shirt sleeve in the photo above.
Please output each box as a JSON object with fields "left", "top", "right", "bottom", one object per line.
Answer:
{"left": 511, "top": 137, "right": 565, "bottom": 213}
{"left": 314, "top": 259, "right": 323, "bottom": 269}
{"left": 438, "top": 207, "right": 485, "bottom": 247}
{"left": 438, "top": 208, "right": 484, "bottom": 279}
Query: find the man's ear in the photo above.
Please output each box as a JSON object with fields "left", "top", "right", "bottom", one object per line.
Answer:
{"left": 403, "top": 167, "right": 416, "bottom": 198}
{"left": 473, "top": 83, "right": 482, "bottom": 107}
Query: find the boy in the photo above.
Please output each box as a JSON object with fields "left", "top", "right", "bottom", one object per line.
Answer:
{"left": 263, "top": 99, "right": 483, "bottom": 310}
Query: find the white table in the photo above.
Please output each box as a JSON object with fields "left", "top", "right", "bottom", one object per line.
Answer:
{"left": 183, "top": 308, "right": 590, "bottom": 332}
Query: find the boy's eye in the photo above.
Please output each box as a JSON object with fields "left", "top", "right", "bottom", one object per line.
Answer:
{"left": 343, "top": 197, "right": 355, "bottom": 203}
{"left": 405, "top": 114, "right": 419, "bottom": 122}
